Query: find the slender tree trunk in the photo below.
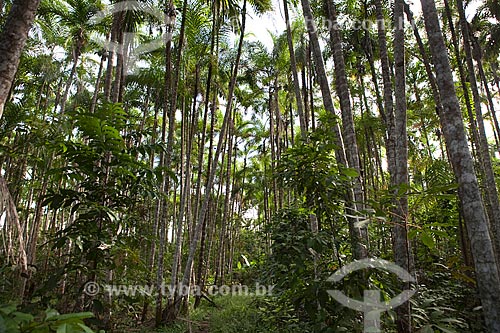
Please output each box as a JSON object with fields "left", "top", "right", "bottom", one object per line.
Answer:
{"left": 375, "top": 0, "right": 410, "bottom": 290}
{"left": 283, "top": 0, "right": 306, "bottom": 138}
{"left": 59, "top": 39, "right": 83, "bottom": 115}
{"left": 103, "top": 14, "right": 119, "bottom": 101}
{"left": 166, "top": 0, "right": 190, "bottom": 310}
{"left": 302, "top": 0, "right": 369, "bottom": 258}
{"left": 216, "top": 104, "right": 235, "bottom": 286}
{"left": 442, "top": 0, "right": 480, "bottom": 152}
{"left": 155, "top": 0, "right": 177, "bottom": 325}
{"left": 393, "top": 1, "right": 412, "bottom": 331}
{"left": 404, "top": 2, "right": 443, "bottom": 117}
{"left": 374, "top": 0, "right": 397, "bottom": 181}
{"left": 194, "top": 14, "right": 219, "bottom": 306}
{"left": 90, "top": 51, "right": 106, "bottom": 114}
{"left": 472, "top": 37, "right": 500, "bottom": 153}
{"left": 269, "top": 84, "right": 278, "bottom": 211}
{"left": 414, "top": 82, "right": 433, "bottom": 158}
{"left": 300, "top": 0, "right": 345, "bottom": 164}
{"left": 170, "top": 0, "right": 248, "bottom": 321}
{"left": 456, "top": 0, "right": 500, "bottom": 262}
{"left": 421, "top": 1, "right": 500, "bottom": 330}
{"left": 326, "top": 0, "right": 368, "bottom": 259}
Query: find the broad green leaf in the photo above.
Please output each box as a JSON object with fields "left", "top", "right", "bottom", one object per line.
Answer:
{"left": 51, "top": 312, "right": 93, "bottom": 321}
{"left": 44, "top": 308, "right": 59, "bottom": 320}
{"left": 0, "top": 304, "right": 16, "bottom": 315}
{"left": 11, "top": 311, "right": 33, "bottom": 323}
{"left": 56, "top": 323, "right": 69, "bottom": 333}
{"left": 341, "top": 168, "right": 359, "bottom": 178}
{"left": 76, "top": 323, "right": 95, "bottom": 333}
{"left": 421, "top": 231, "right": 436, "bottom": 250}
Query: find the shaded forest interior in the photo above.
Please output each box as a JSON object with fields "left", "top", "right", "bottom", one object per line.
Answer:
{"left": 1, "top": 0, "right": 500, "bottom": 332}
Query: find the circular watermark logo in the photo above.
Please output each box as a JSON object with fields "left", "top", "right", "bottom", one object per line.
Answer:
{"left": 327, "top": 258, "right": 416, "bottom": 333}
{"left": 83, "top": 281, "right": 100, "bottom": 296}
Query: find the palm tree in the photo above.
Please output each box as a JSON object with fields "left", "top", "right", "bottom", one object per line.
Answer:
{"left": 177, "top": 0, "right": 247, "bottom": 292}
{"left": 325, "top": 0, "right": 368, "bottom": 259}
{"left": 442, "top": 0, "right": 480, "bottom": 153}
{"left": 403, "top": 2, "right": 443, "bottom": 117}
{"left": 299, "top": 0, "right": 344, "bottom": 162}
{"left": 0, "top": 0, "right": 42, "bottom": 299}
{"left": 373, "top": 0, "right": 396, "bottom": 180}
{"left": 455, "top": 0, "right": 500, "bottom": 263}
{"left": 0, "top": 0, "right": 42, "bottom": 118}
{"left": 300, "top": 0, "right": 371, "bottom": 259}
{"left": 155, "top": 0, "right": 183, "bottom": 324}
{"left": 420, "top": 0, "right": 500, "bottom": 330}
{"left": 38, "top": 0, "right": 104, "bottom": 114}
{"left": 283, "top": 0, "right": 306, "bottom": 138}
{"left": 393, "top": 0, "right": 411, "bottom": 330}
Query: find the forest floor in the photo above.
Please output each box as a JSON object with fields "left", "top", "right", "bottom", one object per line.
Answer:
{"left": 157, "top": 295, "right": 261, "bottom": 333}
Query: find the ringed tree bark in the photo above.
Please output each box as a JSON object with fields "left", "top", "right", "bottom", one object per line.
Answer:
{"left": 283, "top": 0, "right": 307, "bottom": 138}
{"left": 0, "top": 0, "right": 42, "bottom": 299}
{"left": 300, "top": 0, "right": 368, "bottom": 259}
{"left": 0, "top": 0, "right": 42, "bottom": 118}
{"left": 393, "top": 0, "right": 412, "bottom": 331}
{"left": 421, "top": 0, "right": 500, "bottom": 330}
{"left": 325, "top": 0, "right": 368, "bottom": 258}
{"left": 455, "top": 0, "right": 500, "bottom": 263}
{"left": 164, "top": 0, "right": 249, "bottom": 322}
{"left": 155, "top": 0, "right": 178, "bottom": 325}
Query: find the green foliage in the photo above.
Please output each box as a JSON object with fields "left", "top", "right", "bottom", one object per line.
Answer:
{"left": 43, "top": 104, "right": 160, "bottom": 259}
{"left": 277, "top": 126, "right": 355, "bottom": 234}
{"left": 0, "top": 304, "right": 96, "bottom": 333}
{"left": 409, "top": 159, "right": 460, "bottom": 259}
{"left": 260, "top": 209, "right": 362, "bottom": 332}
{"left": 30, "top": 104, "right": 163, "bottom": 314}
{"left": 412, "top": 269, "right": 484, "bottom": 332}
{"left": 2, "top": 0, "right": 495, "bottom": 330}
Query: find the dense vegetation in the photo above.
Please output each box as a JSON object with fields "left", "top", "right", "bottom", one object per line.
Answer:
{"left": 1, "top": 0, "right": 500, "bottom": 332}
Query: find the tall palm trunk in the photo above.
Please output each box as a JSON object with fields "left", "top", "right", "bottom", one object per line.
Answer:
{"left": 299, "top": 0, "right": 345, "bottom": 164}
{"left": 421, "top": 0, "right": 500, "bottom": 330}
{"left": 442, "top": 0, "right": 480, "bottom": 152}
{"left": 456, "top": 0, "right": 500, "bottom": 262}
{"left": 374, "top": 0, "right": 412, "bottom": 290}
{"left": 103, "top": 13, "right": 122, "bottom": 101}
{"left": 169, "top": 0, "right": 248, "bottom": 321}
{"left": 90, "top": 51, "right": 106, "bottom": 113}
{"left": 155, "top": 0, "right": 178, "bottom": 325}
{"left": 283, "top": 0, "right": 306, "bottom": 138}
{"left": 374, "top": 0, "right": 396, "bottom": 181}
{"left": 59, "top": 40, "right": 83, "bottom": 115}
{"left": 404, "top": 3, "right": 443, "bottom": 116}
{"left": 325, "top": 0, "right": 368, "bottom": 258}
{"left": 165, "top": 0, "right": 190, "bottom": 304}
{"left": 194, "top": 6, "right": 220, "bottom": 307}
{"left": 393, "top": 0, "right": 412, "bottom": 331}
{"left": 0, "top": 0, "right": 40, "bottom": 298}
{"left": 269, "top": 84, "right": 278, "bottom": 211}
{"left": 216, "top": 104, "right": 236, "bottom": 286}
{"left": 301, "top": 0, "right": 368, "bottom": 258}
{"left": 472, "top": 38, "right": 500, "bottom": 152}
{"left": 0, "top": 0, "right": 41, "bottom": 117}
